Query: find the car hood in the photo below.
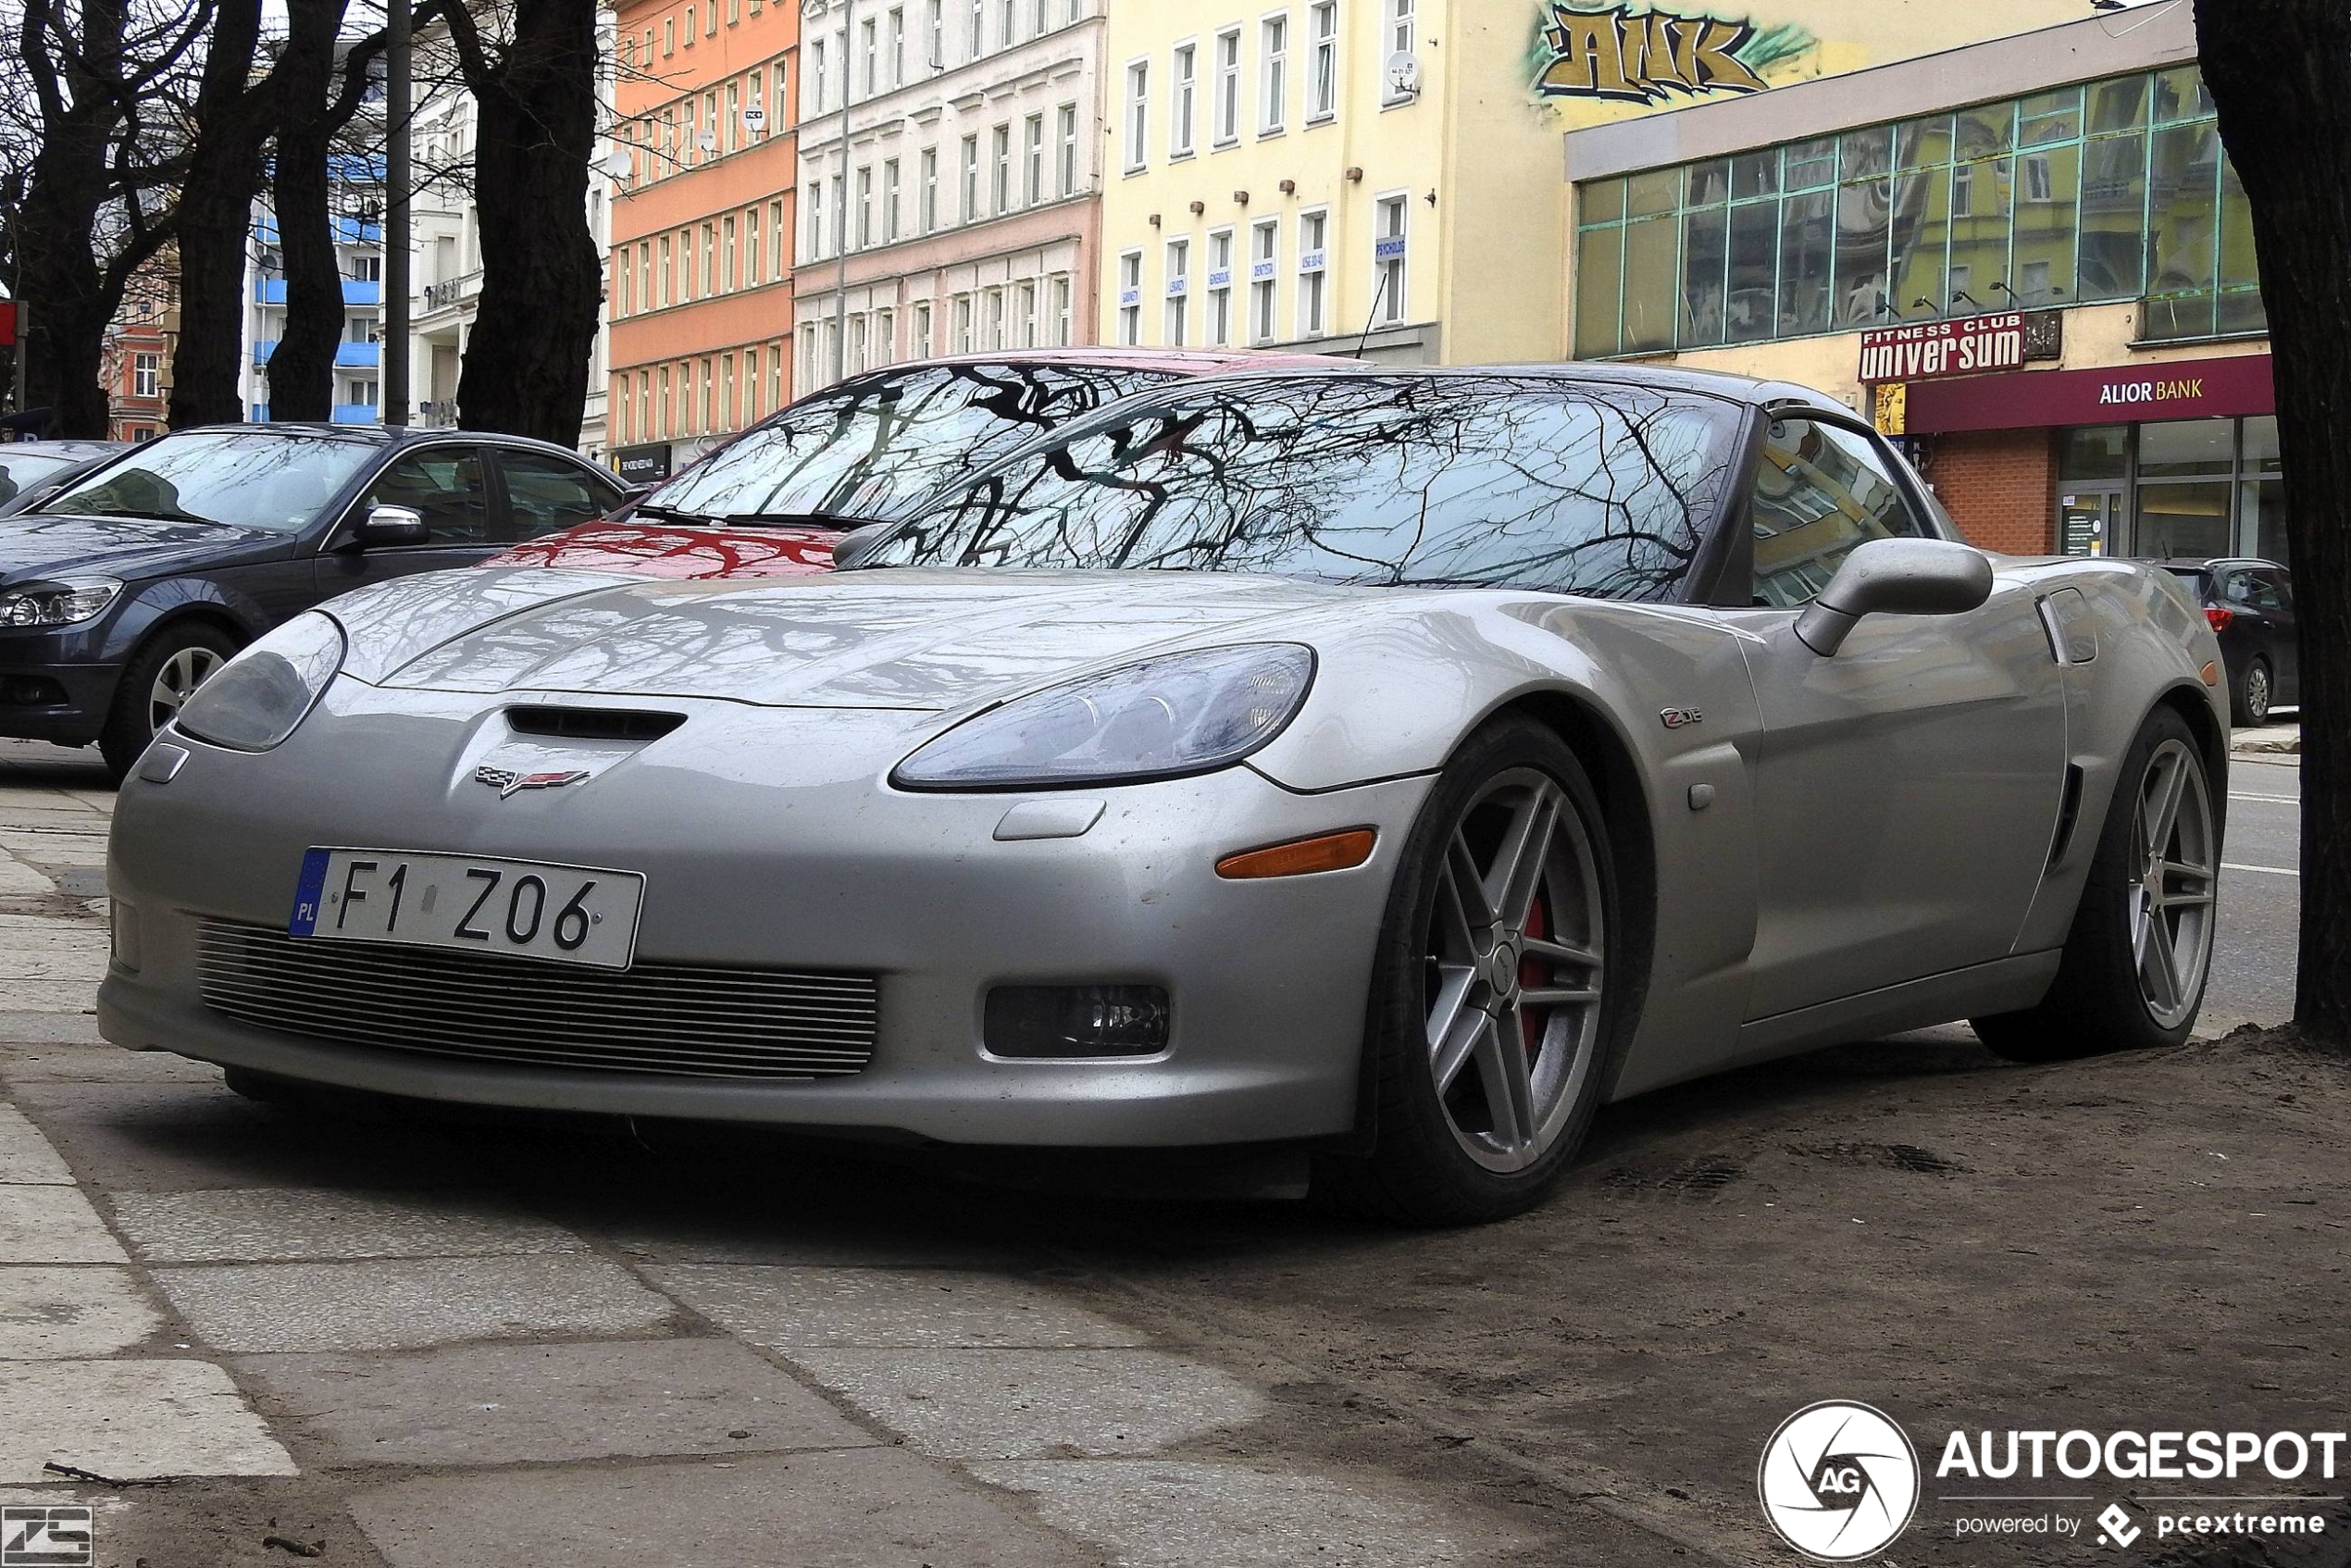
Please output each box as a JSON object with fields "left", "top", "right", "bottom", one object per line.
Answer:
{"left": 482, "top": 521, "right": 837, "bottom": 579}
{"left": 332, "top": 567, "right": 1375, "bottom": 712}
{"left": 0, "top": 513, "right": 292, "bottom": 582}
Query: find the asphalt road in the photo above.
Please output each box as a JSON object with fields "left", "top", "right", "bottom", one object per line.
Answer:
{"left": 2207, "top": 751, "right": 2301, "bottom": 1032}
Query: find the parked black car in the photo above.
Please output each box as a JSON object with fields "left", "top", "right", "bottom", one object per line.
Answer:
{"left": 0, "top": 441, "right": 129, "bottom": 517}
{"left": 0, "top": 423, "right": 624, "bottom": 778}
{"left": 2158, "top": 556, "right": 2297, "bottom": 726}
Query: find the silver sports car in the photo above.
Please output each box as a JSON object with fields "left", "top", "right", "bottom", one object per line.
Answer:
{"left": 99, "top": 366, "right": 2228, "bottom": 1224}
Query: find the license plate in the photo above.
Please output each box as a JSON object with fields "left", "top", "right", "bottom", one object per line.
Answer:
{"left": 289, "top": 849, "right": 644, "bottom": 969}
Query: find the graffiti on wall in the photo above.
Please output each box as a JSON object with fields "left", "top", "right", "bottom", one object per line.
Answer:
{"left": 1533, "top": 3, "right": 1813, "bottom": 105}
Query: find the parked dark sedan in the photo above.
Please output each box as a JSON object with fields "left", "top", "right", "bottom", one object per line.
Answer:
{"left": 0, "top": 441, "right": 128, "bottom": 516}
{"left": 0, "top": 423, "right": 623, "bottom": 777}
{"left": 2158, "top": 557, "right": 2296, "bottom": 726}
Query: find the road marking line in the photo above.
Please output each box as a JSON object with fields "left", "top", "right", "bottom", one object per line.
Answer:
{"left": 2230, "top": 792, "right": 2299, "bottom": 804}
{"left": 2222, "top": 863, "right": 2298, "bottom": 877}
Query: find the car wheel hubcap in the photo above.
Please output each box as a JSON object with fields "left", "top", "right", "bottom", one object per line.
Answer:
{"left": 1422, "top": 769, "right": 1606, "bottom": 1174}
{"left": 2128, "top": 738, "right": 2217, "bottom": 1031}
{"left": 148, "top": 647, "right": 222, "bottom": 735}
{"left": 2245, "top": 666, "right": 2270, "bottom": 723}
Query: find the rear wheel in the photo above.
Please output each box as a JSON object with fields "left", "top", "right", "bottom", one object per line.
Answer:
{"left": 1972, "top": 708, "right": 2218, "bottom": 1063}
{"left": 1316, "top": 719, "right": 1625, "bottom": 1226}
{"left": 100, "top": 625, "right": 236, "bottom": 780}
{"left": 2232, "top": 656, "right": 2272, "bottom": 728}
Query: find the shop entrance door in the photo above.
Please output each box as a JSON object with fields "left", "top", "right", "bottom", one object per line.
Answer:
{"left": 2058, "top": 489, "right": 2123, "bottom": 557}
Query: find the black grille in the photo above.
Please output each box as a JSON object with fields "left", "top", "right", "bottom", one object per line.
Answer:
{"left": 196, "top": 920, "right": 877, "bottom": 1080}
{"left": 504, "top": 706, "right": 686, "bottom": 741}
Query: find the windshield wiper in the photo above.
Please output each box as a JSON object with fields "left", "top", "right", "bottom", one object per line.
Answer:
{"left": 56, "top": 505, "right": 212, "bottom": 526}
{"left": 628, "top": 503, "right": 724, "bottom": 525}
{"left": 717, "top": 511, "right": 876, "bottom": 530}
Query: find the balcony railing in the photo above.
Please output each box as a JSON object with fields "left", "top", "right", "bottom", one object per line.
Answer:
{"left": 422, "top": 271, "right": 482, "bottom": 313}
{"left": 420, "top": 399, "right": 460, "bottom": 429}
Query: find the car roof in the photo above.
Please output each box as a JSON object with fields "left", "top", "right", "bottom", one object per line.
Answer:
{"left": 170, "top": 422, "right": 602, "bottom": 462}
{"left": 0, "top": 440, "right": 124, "bottom": 460}
{"left": 2153, "top": 557, "right": 2287, "bottom": 573}
{"left": 1053, "top": 358, "right": 1860, "bottom": 417}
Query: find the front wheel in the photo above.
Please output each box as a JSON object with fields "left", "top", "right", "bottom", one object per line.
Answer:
{"left": 1316, "top": 718, "right": 1626, "bottom": 1226}
{"left": 1972, "top": 707, "right": 2219, "bottom": 1063}
{"left": 100, "top": 625, "right": 236, "bottom": 781}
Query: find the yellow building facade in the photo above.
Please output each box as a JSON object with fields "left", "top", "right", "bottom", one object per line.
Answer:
{"left": 1098, "top": 0, "right": 2087, "bottom": 366}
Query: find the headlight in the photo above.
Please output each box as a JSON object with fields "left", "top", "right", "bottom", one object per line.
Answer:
{"left": 174, "top": 612, "right": 346, "bottom": 753}
{"left": 893, "top": 643, "right": 1314, "bottom": 790}
{"left": 0, "top": 577, "right": 121, "bottom": 628}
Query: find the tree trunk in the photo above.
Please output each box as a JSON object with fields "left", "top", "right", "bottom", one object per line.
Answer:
{"left": 264, "top": 0, "right": 352, "bottom": 423}
{"left": 168, "top": 0, "right": 272, "bottom": 429}
{"left": 2195, "top": 0, "right": 2351, "bottom": 1045}
{"left": 453, "top": 0, "right": 600, "bottom": 445}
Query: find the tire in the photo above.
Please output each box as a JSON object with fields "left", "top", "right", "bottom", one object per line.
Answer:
{"left": 2231, "top": 656, "right": 2272, "bottom": 728}
{"left": 1315, "top": 717, "right": 1630, "bottom": 1226}
{"left": 99, "top": 624, "right": 237, "bottom": 781}
{"left": 1971, "top": 707, "right": 2219, "bottom": 1063}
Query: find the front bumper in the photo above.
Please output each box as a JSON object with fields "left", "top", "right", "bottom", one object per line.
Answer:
{"left": 0, "top": 627, "right": 118, "bottom": 743}
{"left": 99, "top": 684, "right": 1434, "bottom": 1148}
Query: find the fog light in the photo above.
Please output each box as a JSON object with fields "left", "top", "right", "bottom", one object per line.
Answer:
{"left": 109, "top": 900, "right": 140, "bottom": 972}
{"left": 0, "top": 675, "right": 68, "bottom": 708}
{"left": 985, "top": 985, "right": 1170, "bottom": 1058}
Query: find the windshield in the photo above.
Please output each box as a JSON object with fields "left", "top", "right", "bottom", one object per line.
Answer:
{"left": 639, "top": 362, "right": 1184, "bottom": 526}
{"left": 38, "top": 429, "right": 377, "bottom": 531}
{"left": 0, "top": 452, "right": 77, "bottom": 507}
{"left": 865, "top": 375, "right": 1742, "bottom": 600}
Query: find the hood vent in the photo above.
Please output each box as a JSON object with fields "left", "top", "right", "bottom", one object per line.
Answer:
{"left": 504, "top": 705, "right": 686, "bottom": 742}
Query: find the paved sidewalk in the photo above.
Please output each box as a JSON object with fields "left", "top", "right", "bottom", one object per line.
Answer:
{"left": 2231, "top": 716, "right": 2300, "bottom": 757}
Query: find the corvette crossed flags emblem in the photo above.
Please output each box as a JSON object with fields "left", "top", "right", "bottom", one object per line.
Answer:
{"left": 472, "top": 765, "right": 591, "bottom": 799}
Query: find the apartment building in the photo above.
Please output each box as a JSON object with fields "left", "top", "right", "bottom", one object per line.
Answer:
{"left": 791, "top": 0, "right": 1102, "bottom": 390}
{"left": 241, "top": 151, "right": 389, "bottom": 422}
{"left": 607, "top": 0, "right": 798, "bottom": 482}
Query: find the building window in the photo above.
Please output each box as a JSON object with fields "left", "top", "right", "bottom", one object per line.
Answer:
{"left": 746, "top": 206, "right": 762, "bottom": 284}
{"left": 132, "top": 353, "right": 159, "bottom": 398}
{"left": 1057, "top": 103, "right": 1078, "bottom": 194}
{"left": 703, "top": 221, "right": 718, "bottom": 294}
{"left": 1164, "top": 237, "right": 1190, "bottom": 345}
{"left": 1385, "top": 0, "right": 1414, "bottom": 93}
{"left": 704, "top": 3, "right": 715, "bottom": 36}
{"left": 723, "top": 213, "right": 738, "bottom": 289}
{"left": 883, "top": 158, "right": 901, "bottom": 241}
{"left": 1374, "top": 193, "right": 1407, "bottom": 324}
{"left": 855, "top": 166, "right": 873, "bottom": 248}
{"left": 966, "top": 0, "right": 983, "bottom": 58}
{"left": 658, "top": 234, "right": 673, "bottom": 305}
{"left": 804, "top": 181, "right": 823, "bottom": 260}
{"left": 1118, "top": 248, "right": 1143, "bottom": 344}
{"left": 1260, "top": 14, "right": 1287, "bottom": 134}
{"left": 991, "top": 123, "right": 1011, "bottom": 213}
{"left": 849, "top": 314, "right": 867, "bottom": 375}
{"left": 1171, "top": 41, "right": 1197, "bottom": 157}
{"left": 889, "top": 6, "right": 905, "bottom": 87}
{"left": 985, "top": 287, "right": 1005, "bottom": 348}
{"left": 927, "top": 0, "right": 942, "bottom": 68}
{"left": 1024, "top": 114, "right": 1045, "bottom": 205}
{"left": 1213, "top": 29, "right": 1241, "bottom": 144}
{"left": 1051, "top": 274, "right": 1072, "bottom": 343}
{"left": 1297, "top": 207, "right": 1327, "bottom": 336}
{"left": 1308, "top": 1, "right": 1337, "bottom": 121}
{"left": 954, "top": 292, "right": 975, "bottom": 353}
{"left": 877, "top": 307, "right": 896, "bottom": 365}
{"left": 998, "top": 0, "right": 1015, "bottom": 48}
{"left": 1018, "top": 280, "right": 1038, "bottom": 347}
{"left": 1250, "top": 217, "right": 1278, "bottom": 342}
{"left": 960, "top": 134, "right": 980, "bottom": 221}
{"left": 1569, "top": 67, "right": 2261, "bottom": 361}
{"left": 920, "top": 147, "right": 939, "bottom": 231}
{"left": 1206, "top": 227, "right": 1234, "bottom": 345}
{"left": 1123, "top": 59, "right": 1149, "bottom": 171}
{"left": 664, "top": 15, "right": 675, "bottom": 53}
{"left": 860, "top": 16, "right": 877, "bottom": 96}
{"left": 914, "top": 300, "right": 933, "bottom": 357}
{"left": 768, "top": 342, "right": 782, "bottom": 412}
{"left": 811, "top": 38, "right": 827, "bottom": 113}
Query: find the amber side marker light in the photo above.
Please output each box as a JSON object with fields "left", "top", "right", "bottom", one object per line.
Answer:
{"left": 1216, "top": 828, "right": 1377, "bottom": 880}
{"left": 2201, "top": 661, "right": 2221, "bottom": 687}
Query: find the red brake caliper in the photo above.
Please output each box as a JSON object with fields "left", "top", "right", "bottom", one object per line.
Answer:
{"left": 1520, "top": 894, "right": 1549, "bottom": 1058}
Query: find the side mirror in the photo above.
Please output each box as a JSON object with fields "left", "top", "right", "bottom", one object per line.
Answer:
{"left": 1795, "top": 537, "right": 1994, "bottom": 656}
{"left": 828, "top": 520, "right": 892, "bottom": 570}
{"left": 355, "top": 504, "right": 428, "bottom": 549}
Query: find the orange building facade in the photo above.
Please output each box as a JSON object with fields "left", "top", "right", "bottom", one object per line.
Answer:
{"left": 607, "top": 0, "right": 799, "bottom": 482}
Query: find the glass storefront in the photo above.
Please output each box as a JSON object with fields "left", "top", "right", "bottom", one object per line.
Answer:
{"left": 1573, "top": 65, "right": 2263, "bottom": 358}
{"left": 2056, "top": 415, "right": 2283, "bottom": 562}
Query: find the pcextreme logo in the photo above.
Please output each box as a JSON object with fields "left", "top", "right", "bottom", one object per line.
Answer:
{"left": 1758, "top": 1401, "right": 1922, "bottom": 1562}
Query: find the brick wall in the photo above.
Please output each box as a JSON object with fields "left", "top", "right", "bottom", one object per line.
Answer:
{"left": 1922, "top": 428, "right": 2057, "bottom": 556}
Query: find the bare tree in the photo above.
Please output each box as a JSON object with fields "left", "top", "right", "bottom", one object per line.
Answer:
{"left": 263, "top": 0, "right": 355, "bottom": 420}
{"left": 2195, "top": 0, "right": 2351, "bottom": 1044}
{"left": 168, "top": 0, "right": 275, "bottom": 428}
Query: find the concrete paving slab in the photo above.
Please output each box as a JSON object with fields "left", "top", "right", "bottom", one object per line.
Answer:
{"left": 0, "top": 1185, "right": 129, "bottom": 1263}
{"left": 0, "top": 983, "right": 99, "bottom": 1014}
{"left": 973, "top": 1459, "right": 1488, "bottom": 1568}
{"left": 0, "top": 854, "right": 55, "bottom": 897}
{"left": 598, "top": 1213, "right": 1027, "bottom": 1269}
{"left": 0, "top": 1106, "right": 74, "bottom": 1183}
{"left": 0, "top": 1013, "right": 108, "bottom": 1047}
{"left": 350, "top": 1448, "right": 1097, "bottom": 1568}
{"left": 0, "top": 1044, "right": 221, "bottom": 1083}
{"left": 653, "top": 1264, "right": 1153, "bottom": 1350}
{"left": 793, "top": 1347, "right": 1267, "bottom": 1460}
{"left": 0, "top": 1266, "right": 162, "bottom": 1359}
{"left": 155, "top": 1254, "right": 678, "bottom": 1352}
{"left": 0, "top": 1359, "right": 296, "bottom": 1483}
{"left": 231, "top": 1338, "right": 875, "bottom": 1467}
{"left": 111, "top": 1187, "right": 587, "bottom": 1263}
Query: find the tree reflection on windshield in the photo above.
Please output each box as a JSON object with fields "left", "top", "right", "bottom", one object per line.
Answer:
{"left": 868, "top": 375, "right": 1740, "bottom": 601}
{"left": 644, "top": 362, "right": 1186, "bottom": 526}
{"left": 39, "top": 430, "right": 377, "bottom": 532}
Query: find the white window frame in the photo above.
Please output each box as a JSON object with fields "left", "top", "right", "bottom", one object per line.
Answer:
{"left": 913, "top": 299, "right": 933, "bottom": 357}
{"left": 1383, "top": 0, "right": 1415, "bottom": 104}
{"left": 1297, "top": 205, "right": 1328, "bottom": 337}
{"left": 855, "top": 165, "right": 873, "bottom": 248}
{"left": 1213, "top": 28, "right": 1241, "bottom": 145}
{"left": 1206, "top": 226, "right": 1234, "bottom": 347}
{"left": 919, "top": 147, "right": 939, "bottom": 232}
{"left": 1024, "top": 113, "right": 1045, "bottom": 205}
{"left": 1249, "top": 216, "right": 1279, "bottom": 343}
{"left": 1170, "top": 40, "right": 1198, "bottom": 158}
{"left": 1163, "top": 236, "right": 1190, "bottom": 346}
{"left": 1373, "top": 190, "right": 1408, "bottom": 325}
{"left": 882, "top": 157, "right": 901, "bottom": 241}
{"left": 1051, "top": 273, "right": 1072, "bottom": 344}
{"left": 1117, "top": 247, "right": 1143, "bottom": 345}
{"left": 132, "top": 352, "right": 160, "bottom": 398}
{"left": 1308, "top": 1, "right": 1337, "bottom": 122}
{"left": 1057, "top": 103, "right": 1079, "bottom": 194}
{"left": 960, "top": 134, "right": 980, "bottom": 221}
{"left": 1123, "top": 57, "right": 1150, "bottom": 172}
{"left": 1259, "top": 12, "right": 1287, "bottom": 135}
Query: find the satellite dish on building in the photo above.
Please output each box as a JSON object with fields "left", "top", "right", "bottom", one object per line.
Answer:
{"left": 600, "top": 148, "right": 634, "bottom": 178}
{"left": 1384, "top": 51, "right": 1421, "bottom": 98}
{"left": 743, "top": 106, "right": 767, "bottom": 134}
{"left": 696, "top": 128, "right": 718, "bottom": 151}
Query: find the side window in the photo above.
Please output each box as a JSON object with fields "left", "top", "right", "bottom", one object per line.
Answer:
{"left": 502, "top": 451, "right": 621, "bottom": 539}
{"left": 2239, "top": 570, "right": 2289, "bottom": 613}
{"left": 1749, "top": 417, "right": 1928, "bottom": 607}
{"left": 361, "top": 448, "right": 492, "bottom": 546}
